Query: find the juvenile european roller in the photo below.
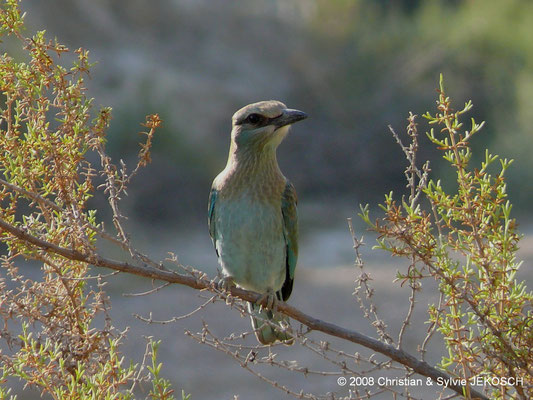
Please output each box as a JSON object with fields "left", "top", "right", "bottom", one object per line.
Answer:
{"left": 208, "top": 100, "right": 307, "bottom": 344}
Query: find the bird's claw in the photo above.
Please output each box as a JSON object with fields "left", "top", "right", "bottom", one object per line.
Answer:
{"left": 258, "top": 289, "right": 276, "bottom": 311}
{"left": 217, "top": 276, "right": 235, "bottom": 292}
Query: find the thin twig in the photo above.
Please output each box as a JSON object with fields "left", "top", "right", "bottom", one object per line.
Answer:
{"left": 133, "top": 295, "right": 216, "bottom": 324}
{"left": 186, "top": 322, "right": 320, "bottom": 400}
{"left": 420, "top": 291, "right": 444, "bottom": 361}
{"left": 397, "top": 270, "right": 418, "bottom": 349}
{"left": 123, "top": 282, "right": 172, "bottom": 297}
{"left": 348, "top": 218, "right": 394, "bottom": 345}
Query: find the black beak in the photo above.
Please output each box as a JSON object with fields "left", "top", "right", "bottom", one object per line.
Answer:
{"left": 271, "top": 108, "right": 308, "bottom": 129}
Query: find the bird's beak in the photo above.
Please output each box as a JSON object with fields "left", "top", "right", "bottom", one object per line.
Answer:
{"left": 271, "top": 108, "right": 308, "bottom": 129}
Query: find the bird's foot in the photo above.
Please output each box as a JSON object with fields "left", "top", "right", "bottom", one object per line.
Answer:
{"left": 217, "top": 276, "right": 235, "bottom": 292}
{"left": 257, "top": 289, "right": 276, "bottom": 311}
{"left": 217, "top": 276, "right": 237, "bottom": 305}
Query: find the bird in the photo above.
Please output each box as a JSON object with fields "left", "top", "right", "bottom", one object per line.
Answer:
{"left": 208, "top": 100, "right": 307, "bottom": 344}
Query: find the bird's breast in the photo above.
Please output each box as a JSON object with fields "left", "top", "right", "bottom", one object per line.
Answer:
{"left": 214, "top": 193, "right": 286, "bottom": 293}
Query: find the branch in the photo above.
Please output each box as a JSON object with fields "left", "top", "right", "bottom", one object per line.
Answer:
{"left": 0, "top": 217, "right": 488, "bottom": 400}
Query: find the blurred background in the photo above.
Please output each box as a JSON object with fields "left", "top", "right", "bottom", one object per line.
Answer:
{"left": 20, "top": 0, "right": 533, "bottom": 225}
{"left": 7, "top": 0, "right": 533, "bottom": 398}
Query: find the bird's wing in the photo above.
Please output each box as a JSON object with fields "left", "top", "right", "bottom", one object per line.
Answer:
{"left": 280, "top": 181, "right": 298, "bottom": 301}
{"left": 208, "top": 187, "right": 219, "bottom": 256}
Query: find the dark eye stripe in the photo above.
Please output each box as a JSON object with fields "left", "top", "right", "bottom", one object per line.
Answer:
{"left": 236, "top": 112, "right": 282, "bottom": 127}
{"left": 236, "top": 113, "right": 264, "bottom": 126}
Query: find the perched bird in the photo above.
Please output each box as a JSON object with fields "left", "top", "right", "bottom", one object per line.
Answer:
{"left": 208, "top": 100, "right": 307, "bottom": 344}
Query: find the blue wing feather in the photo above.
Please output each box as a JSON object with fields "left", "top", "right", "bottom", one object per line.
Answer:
{"left": 208, "top": 187, "right": 218, "bottom": 256}
{"left": 280, "top": 181, "right": 298, "bottom": 301}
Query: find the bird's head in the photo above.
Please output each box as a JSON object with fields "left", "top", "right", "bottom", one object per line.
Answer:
{"left": 230, "top": 100, "right": 307, "bottom": 152}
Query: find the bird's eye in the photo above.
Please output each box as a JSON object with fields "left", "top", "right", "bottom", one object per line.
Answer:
{"left": 246, "top": 113, "right": 262, "bottom": 125}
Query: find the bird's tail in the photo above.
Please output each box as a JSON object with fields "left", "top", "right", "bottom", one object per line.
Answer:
{"left": 248, "top": 302, "right": 293, "bottom": 345}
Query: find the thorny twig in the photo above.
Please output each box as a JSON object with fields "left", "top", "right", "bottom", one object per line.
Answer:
{"left": 348, "top": 218, "right": 394, "bottom": 345}
{"left": 186, "top": 323, "right": 421, "bottom": 400}
{"left": 186, "top": 322, "right": 321, "bottom": 400}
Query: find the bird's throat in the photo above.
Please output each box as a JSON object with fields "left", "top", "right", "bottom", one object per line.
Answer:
{"left": 223, "top": 142, "right": 285, "bottom": 195}
{"left": 227, "top": 142, "right": 280, "bottom": 174}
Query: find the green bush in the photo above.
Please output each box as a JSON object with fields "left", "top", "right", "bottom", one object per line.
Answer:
{"left": 0, "top": 2, "right": 184, "bottom": 399}
{"left": 361, "top": 75, "right": 532, "bottom": 399}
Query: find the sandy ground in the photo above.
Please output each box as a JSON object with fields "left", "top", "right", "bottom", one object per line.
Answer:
{"left": 8, "top": 222, "right": 533, "bottom": 399}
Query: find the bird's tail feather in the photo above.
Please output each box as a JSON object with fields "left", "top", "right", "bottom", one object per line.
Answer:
{"left": 248, "top": 302, "right": 293, "bottom": 345}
